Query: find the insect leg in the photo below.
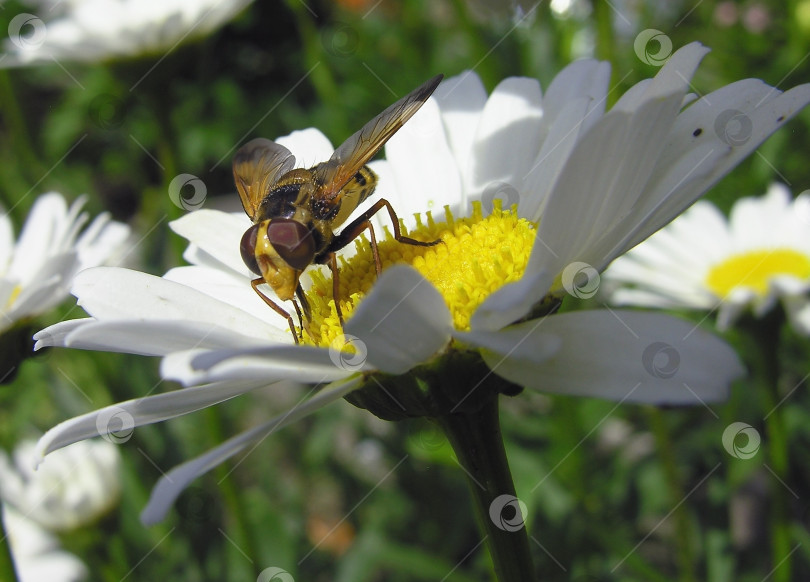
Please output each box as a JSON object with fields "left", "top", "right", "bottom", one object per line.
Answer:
{"left": 325, "top": 198, "right": 441, "bottom": 263}
{"left": 251, "top": 277, "right": 299, "bottom": 344}
{"left": 326, "top": 253, "right": 346, "bottom": 326}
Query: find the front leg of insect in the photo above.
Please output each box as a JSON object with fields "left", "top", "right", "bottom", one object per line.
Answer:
{"left": 318, "top": 197, "right": 442, "bottom": 326}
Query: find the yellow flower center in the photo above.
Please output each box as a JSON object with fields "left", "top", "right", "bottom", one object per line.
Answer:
{"left": 704, "top": 248, "right": 810, "bottom": 297}
{"left": 302, "top": 201, "right": 536, "bottom": 347}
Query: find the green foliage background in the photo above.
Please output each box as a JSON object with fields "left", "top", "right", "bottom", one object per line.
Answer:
{"left": 1, "top": 0, "right": 810, "bottom": 580}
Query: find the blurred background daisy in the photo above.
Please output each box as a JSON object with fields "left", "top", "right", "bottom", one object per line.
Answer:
{"left": 604, "top": 183, "right": 810, "bottom": 334}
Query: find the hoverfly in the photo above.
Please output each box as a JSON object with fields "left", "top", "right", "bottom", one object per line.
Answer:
{"left": 233, "top": 75, "right": 443, "bottom": 343}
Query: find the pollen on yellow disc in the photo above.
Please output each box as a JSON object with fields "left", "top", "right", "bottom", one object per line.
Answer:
{"left": 705, "top": 248, "right": 810, "bottom": 298}
{"left": 302, "top": 201, "right": 537, "bottom": 347}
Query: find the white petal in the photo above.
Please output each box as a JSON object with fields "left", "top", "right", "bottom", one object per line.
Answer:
{"left": 470, "top": 77, "right": 544, "bottom": 198}
{"left": 434, "top": 70, "right": 487, "bottom": 178}
{"left": 34, "top": 319, "right": 88, "bottom": 349}
{"left": 140, "top": 376, "right": 361, "bottom": 525}
{"left": 469, "top": 268, "right": 554, "bottom": 332}
{"left": 35, "top": 379, "right": 267, "bottom": 460}
{"left": 169, "top": 210, "right": 251, "bottom": 278}
{"left": 481, "top": 310, "right": 743, "bottom": 404}
{"left": 7, "top": 193, "right": 71, "bottom": 283}
{"left": 163, "top": 265, "right": 289, "bottom": 328}
{"left": 63, "top": 319, "right": 267, "bottom": 356}
{"left": 383, "top": 98, "right": 463, "bottom": 217}
{"left": 345, "top": 265, "right": 452, "bottom": 374}
{"left": 275, "top": 128, "right": 334, "bottom": 168}
{"left": 71, "top": 267, "right": 287, "bottom": 342}
{"left": 619, "top": 82, "right": 810, "bottom": 257}
{"left": 169, "top": 344, "right": 353, "bottom": 385}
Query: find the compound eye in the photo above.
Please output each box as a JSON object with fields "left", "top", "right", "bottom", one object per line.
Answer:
{"left": 240, "top": 224, "right": 261, "bottom": 275}
{"left": 266, "top": 219, "right": 316, "bottom": 271}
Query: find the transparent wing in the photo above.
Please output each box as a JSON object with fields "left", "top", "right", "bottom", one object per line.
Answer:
{"left": 314, "top": 74, "right": 443, "bottom": 201}
{"left": 232, "top": 138, "right": 297, "bottom": 221}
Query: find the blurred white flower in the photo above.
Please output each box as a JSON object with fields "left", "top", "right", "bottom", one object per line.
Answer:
{"left": 2, "top": 504, "right": 88, "bottom": 582}
{"left": 0, "top": 438, "right": 121, "bottom": 531}
{"left": 604, "top": 184, "right": 810, "bottom": 334}
{"left": 1, "top": 0, "right": 252, "bottom": 66}
{"left": 0, "top": 192, "right": 130, "bottom": 335}
{"left": 32, "top": 43, "right": 810, "bottom": 523}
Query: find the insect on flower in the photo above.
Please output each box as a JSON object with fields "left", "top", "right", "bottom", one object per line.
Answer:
{"left": 234, "top": 75, "right": 444, "bottom": 342}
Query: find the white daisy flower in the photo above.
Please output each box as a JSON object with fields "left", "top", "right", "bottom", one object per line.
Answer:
{"left": 604, "top": 183, "right": 810, "bottom": 333}
{"left": 33, "top": 43, "right": 810, "bottom": 523}
{"left": 0, "top": 438, "right": 122, "bottom": 531}
{"left": 2, "top": 505, "right": 88, "bottom": 582}
{"left": 0, "top": 192, "right": 130, "bottom": 336}
{"left": 1, "top": 0, "right": 252, "bottom": 67}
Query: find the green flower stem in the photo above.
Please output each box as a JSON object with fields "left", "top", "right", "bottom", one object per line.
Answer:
{"left": 646, "top": 408, "right": 695, "bottom": 582}
{"left": 739, "top": 311, "right": 791, "bottom": 582}
{"left": 0, "top": 515, "right": 16, "bottom": 582}
{"left": 434, "top": 394, "right": 535, "bottom": 582}
{"left": 204, "top": 406, "right": 259, "bottom": 572}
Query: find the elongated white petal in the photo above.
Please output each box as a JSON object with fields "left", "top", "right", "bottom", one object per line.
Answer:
{"left": 345, "top": 265, "right": 452, "bottom": 374}
{"left": 163, "top": 265, "right": 289, "bottom": 328}
{"left": 61, "top": 319, "right": 268, "bottom": 356}
{"left": 34, "top": 379, "right": 268, "bottom": 460}
{"left": 167, "top": 344, "right": 353, "bottom": 385}
{"left": 470, "top": 77, "right": 544, "bottom": 197}
{"left": 383, "top": 98, "right": 464, "bottom": 217}
{"left": 434, "top": 70, "right": 487, "bottom": 180}
{"left": 480, "top": 310, "right": 743, "bottom": 404}
{"left": 33, "top": 319, "right": 88, "bottom": 349}
{"left": 140, "top": 376, "right": 361, "bottom": 525}
{"left": 169, "top": 210, "right": 251, "bottom": 278}
{"left": 71, "top": 267, "right": 288, "bottom": 342}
